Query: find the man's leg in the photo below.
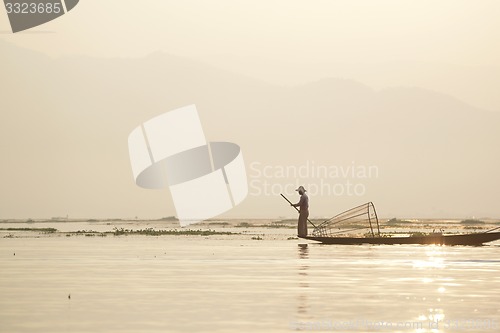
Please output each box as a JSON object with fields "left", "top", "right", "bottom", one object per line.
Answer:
{"left": 302, "top": 211, "right": 308, "bottom": 236}
{"left": 298, "top": 211, "right": 308, "bottom": 237}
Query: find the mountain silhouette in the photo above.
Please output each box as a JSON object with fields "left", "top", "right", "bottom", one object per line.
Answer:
{"left": 1, "top": 40, "right": 499, "bottom": 219}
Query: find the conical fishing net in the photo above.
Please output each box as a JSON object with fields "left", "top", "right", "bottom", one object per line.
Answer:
{"left": 312, "top": 202, "right": 380, "bottom": 237}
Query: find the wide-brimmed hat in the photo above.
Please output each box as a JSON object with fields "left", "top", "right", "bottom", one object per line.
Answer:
{"left": 295, "top": 186, "right": 306, "bottom": 192}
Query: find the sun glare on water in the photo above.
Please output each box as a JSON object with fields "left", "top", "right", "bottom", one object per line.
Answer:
{"left": 412, "top": 246, "right": 446, "bottom": 269}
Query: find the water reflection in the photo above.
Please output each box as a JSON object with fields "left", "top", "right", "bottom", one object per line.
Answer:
{"left": 412, "top": 246, "right": 449, "bottom": 331}
{"left": 413, "top": 246, "right": 445, "bottom": 269}
{"left": 297, "top": 244, "right": 309, "bottom": 318}
{"left": 298, "top": 243, "right": 309, "bottom": 259}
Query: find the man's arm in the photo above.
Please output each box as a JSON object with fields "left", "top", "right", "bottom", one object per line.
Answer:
{"left": 292, "top": 196, "right": 304, "bottom": 208}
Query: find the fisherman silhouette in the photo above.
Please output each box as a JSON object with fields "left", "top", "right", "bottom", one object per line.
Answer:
{"left": 291, "top": 186, "right": 309, "bottom": 237}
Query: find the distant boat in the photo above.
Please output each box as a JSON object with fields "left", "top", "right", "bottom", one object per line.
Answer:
{"left": 300, "top": 202, "right": 500, "bottom": 246}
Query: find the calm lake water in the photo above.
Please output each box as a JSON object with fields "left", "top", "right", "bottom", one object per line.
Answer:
{"left": 1, "top": 221, "right": 499, "bottom": 333}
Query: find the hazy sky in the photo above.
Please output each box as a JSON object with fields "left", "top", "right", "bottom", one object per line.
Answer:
{"left": 3, "top": 1, "right": 500, "bottom": 110}
{"left": 1, "top": 0, "right": 499, "bottom": 65}
{"left": 1, "top": 1, "right": 500, "bottom": 220}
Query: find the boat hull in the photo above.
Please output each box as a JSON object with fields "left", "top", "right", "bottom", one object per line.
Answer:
{"left": 302, "top": 232, "right": 500, "bottom": 246}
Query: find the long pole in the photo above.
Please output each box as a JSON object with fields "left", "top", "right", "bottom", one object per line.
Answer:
{"left": 484, "top": 225, "right": 500, "bottom": 233}
{"left": 280, "top": 193, "right": 317, "bottom": 228}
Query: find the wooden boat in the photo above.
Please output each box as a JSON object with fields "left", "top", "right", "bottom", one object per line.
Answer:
{"left": 301, "top": 231, "right": 500, "bottom": 246}
{"left": 297, "top": 201, "right": 500, "bottom": 246}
